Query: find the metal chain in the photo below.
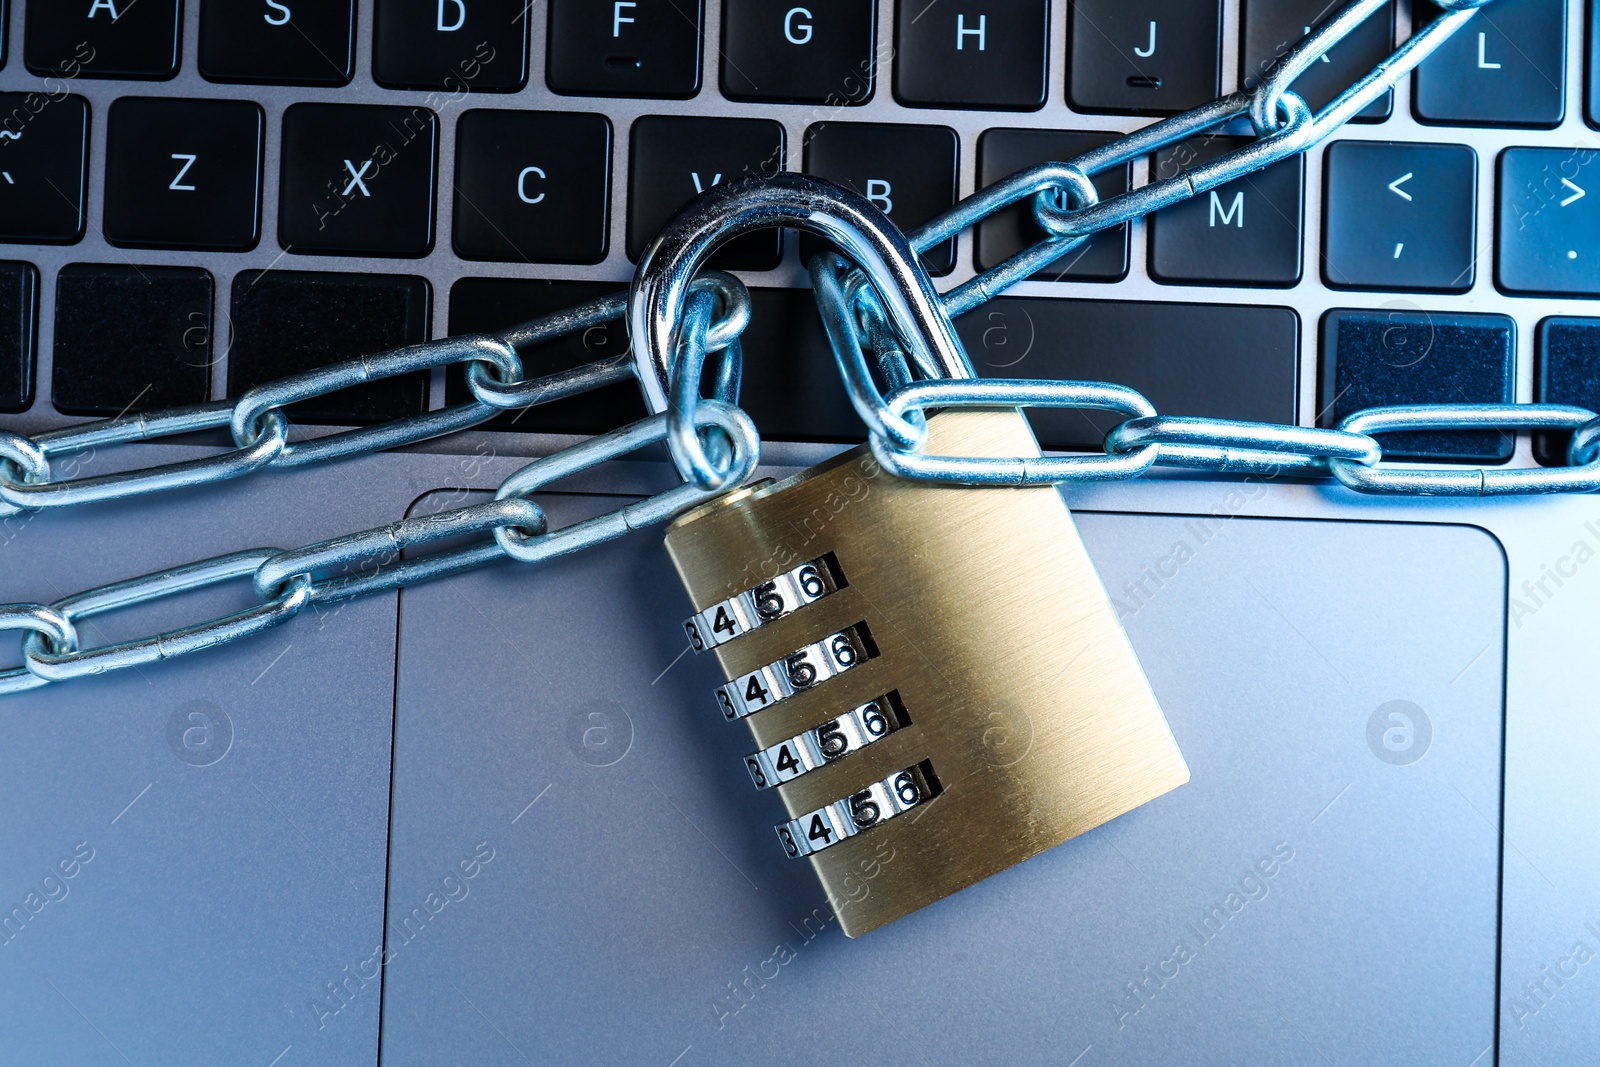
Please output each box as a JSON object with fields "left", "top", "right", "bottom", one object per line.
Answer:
{"left": 0, "top": 272, "right": 751, "bottom": 518}
{"left": 809, "top": 0, "right": 1600, "bottom": 495}
{"left": 2, "top": 0, "right": 1575, "bottom": 699}
{"left": 0, "top": 351, "right": 760, "bottom": 695}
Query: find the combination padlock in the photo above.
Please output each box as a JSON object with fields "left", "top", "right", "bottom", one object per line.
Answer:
{"left": 665, "top": 408, "right": 1189, "bottom": 936}
{"left": 633, "top": 173, "right": 1189, "bottom": 936}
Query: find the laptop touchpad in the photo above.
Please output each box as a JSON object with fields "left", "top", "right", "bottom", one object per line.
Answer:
{"left": 384, "top": 493, "right": 1503, "bottom": 1065}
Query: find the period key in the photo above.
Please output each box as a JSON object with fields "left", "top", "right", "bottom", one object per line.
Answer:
{"left": 1497, "top": 147, "right": 1600, "bottom": 296}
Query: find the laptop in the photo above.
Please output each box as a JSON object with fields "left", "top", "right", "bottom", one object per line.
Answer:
{"left": 1, "top": 0, "right": 1596, "bottom": 1063}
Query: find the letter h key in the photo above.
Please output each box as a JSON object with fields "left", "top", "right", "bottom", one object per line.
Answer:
{"left": 665, "top": 409, "right": 1190, "bottom": 937}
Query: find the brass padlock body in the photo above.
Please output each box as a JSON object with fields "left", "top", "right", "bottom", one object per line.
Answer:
{"left": 664, "top": 410, "right": 1189, "bottom": 936}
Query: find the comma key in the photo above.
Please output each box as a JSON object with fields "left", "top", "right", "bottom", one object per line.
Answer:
{"left": 1322, "top": 140, "right": 1477, "bottom": 293}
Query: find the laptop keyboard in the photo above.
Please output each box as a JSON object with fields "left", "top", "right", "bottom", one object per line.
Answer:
{"left": 0, "top": 0, "right": 1596, "bottom": 465}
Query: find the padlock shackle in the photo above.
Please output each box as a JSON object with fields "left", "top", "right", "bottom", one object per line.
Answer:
{"left": 629, "top": 172, "right": 971, "bottom": 415}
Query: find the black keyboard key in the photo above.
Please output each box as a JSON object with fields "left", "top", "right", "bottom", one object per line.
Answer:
{"left": 722, "top": 0, "right": 875, "bottom": 104}
{"left": 975, "top": 129, "right": 1131, "bottom": 283}
{"left": 627, "top": 116, "right": 784, "bottom": 269}
{"left": 954, "top": 299, "right": 1298, "bottom": 451}
{"left": 52, "top": 265, "right": 212, "bottom": 416}
{"left": 1148, "top": 135, "right": 1303, "bottom": 287}
{"left": 1413, "top": 0, "right": 1565, "bottom": 129}
{"left": 1068, "top": 0, "right": 1222, "bottom": 115}
{"left": 199, "top": 0, "right": 355, "bottom": 86}
{"left": 738, "top": 288, "right": 862, "bottom": 441}
{"left": 1535, "top": 317, "right": 1600, "bottom": 464}
{"left": 800, "top": 121, "right": 958, "bottom": 275}
{"left": 0, "top": 93, "right": 89, "bottom": 244}
{"left": 1240, "top": 0, "right": 1393, "bottom": 121}
{"left": 0, "top": 262, "right": 37, "bottom": 413}
{"left": 374, "top": 0, "right": 528, "bottom": 91}
{"left": 103, "top": 97, "right": 264, "bottom": 251}
{"left": 444, "top": 278, "right": 642, "bottom": 435}
{"left": 893, "top": 0, "right": 1047, "bottom": 111}
{"left": 278, "top": 103, "right": 438, "bottom": 257}
{"left": 1322, "top": 140, "right": 1476, "bottom": 292}
{"left": 1319, "top": 309, "right": 1515, "bottom": 462}
{"left": 1591, "top": 0, "right": 1600, "bottom": 129}
{"left": 453, "top": 110, "right": 611, "bottom": 264}
{"left": 547, "top": 0, "right": 702, "bottom": 99}
{"left": 26, "top": 0, "right": 180, "bottom": 80}
{"left": 1497, "top": 147, "right": 1600, "bottom": 296}
{"left": 227, "top": 271, "right": 431, "bottom": 425}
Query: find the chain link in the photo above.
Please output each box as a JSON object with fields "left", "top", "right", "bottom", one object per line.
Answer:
{"left": 821, "top": 0, "right": 1557, "bottom": 491}
{"left": 0, "top": 604, "right": 75, "bottom": 695}
{"left": 20, "top": 551, "right": 315, "bottom": 685}
{"left": 1329, "top": 406, "right": 1600, "bottom": 494}
{"left": 0, "top": 273, "right": 752, "bottom": 519}
{"left": 5, "top": 0, "right": 1580, "bottom": 697}
{"left": 1, "top": 318, "right": 758, "bottom": 693}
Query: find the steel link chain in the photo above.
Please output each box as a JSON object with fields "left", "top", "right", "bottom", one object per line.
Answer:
{"left": 3, "top": 375, "right": 758, "bottom": 692}
{"left": 3, "top": 0, "right": 1580, "bottom": 698}
{"left": 0, "top": 273, "right": 751, "bottom": 518}
{"left": 811, "top": 0, "right": 1600, "bottom": 494}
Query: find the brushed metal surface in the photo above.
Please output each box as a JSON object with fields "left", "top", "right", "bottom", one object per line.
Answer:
{"left": 664, "top": 409, "right": 1190, "bottom": 935}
